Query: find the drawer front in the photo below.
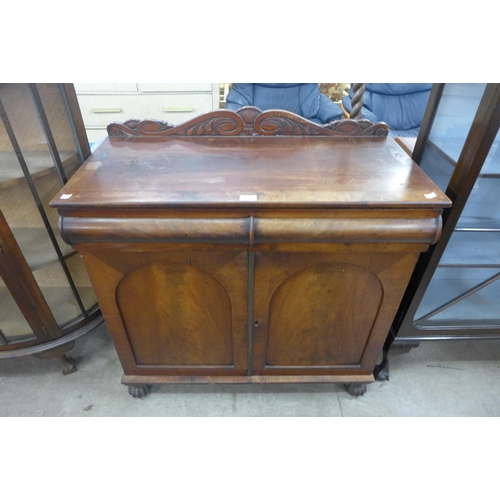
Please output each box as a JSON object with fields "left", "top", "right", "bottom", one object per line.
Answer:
{"left": 137, "top": 83, "right": 213, "bottom": 92}
{"left": 74, "top": 83, "right": 138, "bottom": 92}
{"left": 78, "top": 93, "right": 215, "bottom": 126}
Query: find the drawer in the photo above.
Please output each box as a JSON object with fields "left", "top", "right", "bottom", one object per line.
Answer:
{"left": 77, "top": 93, "right": 216, "bottom": 127}
{"left": 137, "top": 83, "right": 213, "bottom": 92}
{"left": 74, "top": 83, "right": 138, "bottom": 92}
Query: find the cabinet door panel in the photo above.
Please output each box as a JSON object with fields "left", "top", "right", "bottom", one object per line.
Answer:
{"left": 116, "top": 261, "right": 233, "bottom": 366}
{"left": 265, "top": 262, "right": 382, "bottom": 366}
{"left": 82, "top": 249, "right": 248, "bottom": 376}
{"left": 252, "top": 251, "right": 419, "bottom": 375}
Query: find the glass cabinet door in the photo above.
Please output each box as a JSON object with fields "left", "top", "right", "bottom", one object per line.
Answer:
{"left": 0, "top": 83, "right": 100, "bottom": 353}
{"left": 415, "top": 124, "right": 500, "bottom": 328}
{"left": 395, "top": 83, "right": 500, "bottom": 337}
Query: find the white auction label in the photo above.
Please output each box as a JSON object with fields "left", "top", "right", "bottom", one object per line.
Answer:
{"left": 424, "top": 192, "right": 437, "bottom": 199}
{"left": 239, "top": 194, "right": 258, "bottom": 201}
{"left": 60, "top": 194, "right": 73, "bottom": 199}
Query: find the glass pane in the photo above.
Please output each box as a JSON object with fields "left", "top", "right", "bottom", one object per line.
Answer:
{"left": 65, "top": 253, "right": 97, "bottom": 312}
{"left": 0, "top": 158, "right": 73, "bottom": 269}
{"left": 418, "top": 84, "right": 486, "bottom": 193}
{"left": 32, "top": 260, "right": 83, "bottom": 326}
{"left": 438, "top": 230, "right": 500, "bottom": 267}
{"left": 418, "top": 138, "right": 456, "bottom": 193}
{"left": 428, "top": 83, "right": 486, "bottom": 163}
{"left": 458, "top": 178, "right": 500, "bottom": 228}
{"left": 0, "top": 276, "right": 36, "bottom": 342}
{"left": 36, "top": 83, "right": 82, "bottom": 163}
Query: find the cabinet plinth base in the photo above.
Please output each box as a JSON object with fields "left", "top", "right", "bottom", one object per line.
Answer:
{"left": 122, "top": 375, "right": 374, "bottom": 398}
{"left": 122, "top": 373, "right": 375, "bottom": 385}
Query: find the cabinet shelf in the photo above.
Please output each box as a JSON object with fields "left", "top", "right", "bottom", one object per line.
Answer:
{"left": 0, "top": 151, "right": 80, "bottom": 186}
{"left": 10, "top": 227, "right": 76, "bottom": 271}
{"left": 437, "top": 230, "right": 500, "bottom": 267}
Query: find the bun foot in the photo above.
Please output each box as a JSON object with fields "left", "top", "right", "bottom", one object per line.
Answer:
{"left": 128, "top": 384, "right": 152, "bottom": 398}
{"left": 343, "top": 383, "right": 367, "bottom": 396}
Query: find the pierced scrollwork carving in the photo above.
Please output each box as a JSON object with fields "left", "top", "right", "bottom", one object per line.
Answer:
{"left": 107, "top": 119, "right": 175, "bottom": 136}
{"left": 174, "top": 114, "right": 245, "bottom": 136}
{"left": 107, "top": 107, "right": 389, "bottom": 138}
{"left": 255, "top": 112, "right": 327, "bottom": 136}
{"left": 324, "top": 119, "right": 389, "bottom": 136}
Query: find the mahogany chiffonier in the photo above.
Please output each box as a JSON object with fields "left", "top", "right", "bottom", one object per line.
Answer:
{"left": 49, "top": 108, "right": 450, "bottom": 397}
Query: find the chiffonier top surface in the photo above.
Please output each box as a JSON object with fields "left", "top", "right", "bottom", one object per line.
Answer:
{"left": 51, "top": 135, "right": 450, "bottom": 211}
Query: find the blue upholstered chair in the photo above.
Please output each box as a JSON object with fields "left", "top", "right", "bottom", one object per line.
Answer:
{"left": 225, "top": 83, "right": 344, "bottom": 124}
{"left": 342, "top": 84, "right": 433, "bottom": 137}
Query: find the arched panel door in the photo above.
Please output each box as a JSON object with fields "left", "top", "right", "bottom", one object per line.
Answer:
{"left": 116, "top": 261, "right": 234, "bottom": 368}
{"left": 253, "top": 259, "right": 384, "bottom": 373}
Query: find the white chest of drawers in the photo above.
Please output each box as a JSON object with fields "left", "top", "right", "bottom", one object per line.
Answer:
{"left": 74, "top": 83, "right": 220, "bottom": 143}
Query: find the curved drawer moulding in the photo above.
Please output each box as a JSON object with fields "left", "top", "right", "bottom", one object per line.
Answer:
{"left": 266, "top": 262, "right": 383, "bottom": 367}
{"left": 254, "top": 217, "right": 443, "bottom": 245}
{"left": 59, "top": 216, "right": 442, "bottom": 245}
{"left": 116, "top": 262, "right": 233, "bottom": 366}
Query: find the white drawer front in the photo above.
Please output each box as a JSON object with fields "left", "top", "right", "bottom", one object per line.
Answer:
{"left": 74, "top": 83, "right": 138, "bottom": 92}
{"left": 137, "top": 83, "right": 213, "bottom": 92}
{"left": 78, "top": 93, "right": 215, "bottom": 127}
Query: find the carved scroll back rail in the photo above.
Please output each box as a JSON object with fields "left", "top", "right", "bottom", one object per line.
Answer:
{"left": 107, "top": 106, "right": 388, "bottom": 138}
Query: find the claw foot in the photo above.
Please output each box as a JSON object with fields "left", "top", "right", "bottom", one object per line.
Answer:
{"left": 128, "top": 384, "right": 152, "bottom": 398}
{"left": 61, "top": 355, "right": 77, "bottom": 375}
{"left": 343, "top": 383, "right": 367, "bottom": 396}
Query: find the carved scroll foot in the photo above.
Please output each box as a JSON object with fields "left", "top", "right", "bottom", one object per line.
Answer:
{"left": 60, "top": 354, "right": 77, "bottom": 375}
{"left": 128, "top": 385, "right": 152, "bottom": 399}
{"left": 343, "top": 383, "right": 367, "bottom": 397}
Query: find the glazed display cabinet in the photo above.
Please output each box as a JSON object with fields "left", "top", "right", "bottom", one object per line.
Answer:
{"left": 378, "top": 83, "right": 500, "bottom": 376}
{"left": 0, "top": 83, "right": 102, "bottom": 372}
